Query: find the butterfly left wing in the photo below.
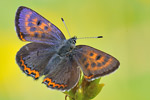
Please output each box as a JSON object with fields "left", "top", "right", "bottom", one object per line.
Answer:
{"left": 16, "top": 43, "right": 56, "bottom": 79}
{"left": 74, "top": 45, "right": 120, "bottom": 81}
{"left": 15, "top": 6, "right": 66, "bottom": 45}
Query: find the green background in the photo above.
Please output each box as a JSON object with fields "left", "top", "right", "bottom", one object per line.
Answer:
{"left": 0, "top": 0, "right": 150, "bottom": 100}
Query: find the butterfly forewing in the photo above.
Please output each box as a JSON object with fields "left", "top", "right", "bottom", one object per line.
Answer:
{"left": 74, "top": 45, "right": 120, "bottom": 81}
{"left": 15, "top": 6, "right": 66, "bottom": 45}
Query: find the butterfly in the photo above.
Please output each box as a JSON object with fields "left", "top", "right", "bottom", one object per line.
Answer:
{"left": 15, "top": 6, "right": 120, "bottom": 91}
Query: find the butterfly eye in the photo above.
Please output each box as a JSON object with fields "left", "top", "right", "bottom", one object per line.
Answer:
{"left": 73, "top": 40, "right": 76, "bottom": 44}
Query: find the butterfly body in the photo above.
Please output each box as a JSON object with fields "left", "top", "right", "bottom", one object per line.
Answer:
{"left": 57, "top": 36, "right": 76, "bottom": 57}
{"left": 15, "top": 6, "right": 120, "bottom": 91}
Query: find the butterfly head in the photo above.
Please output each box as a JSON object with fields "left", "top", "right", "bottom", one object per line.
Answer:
{"left": 67, "top": 36, "right": 77, "bottom": 45}
{"left": 64, "top": 36, "right": 77, "bottom": 50}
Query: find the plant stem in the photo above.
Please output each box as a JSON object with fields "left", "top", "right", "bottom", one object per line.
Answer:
{"left": 64, "top": 74, "right": 104, "bottom": 100}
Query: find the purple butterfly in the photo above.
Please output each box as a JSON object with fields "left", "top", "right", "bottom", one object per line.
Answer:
{"left": 15, "top": 6, "right": 120, "bottom": 91}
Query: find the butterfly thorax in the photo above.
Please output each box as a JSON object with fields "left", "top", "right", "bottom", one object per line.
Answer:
{"left": 57, "top": 37, "right": 77, "bottom": 57}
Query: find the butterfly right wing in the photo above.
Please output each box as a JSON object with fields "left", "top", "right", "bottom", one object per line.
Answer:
{"left": 16, "top": 43, "right": 56, "bottom": 79}
{"left": 74, "top": 45, "right": 120, "bottom": 81}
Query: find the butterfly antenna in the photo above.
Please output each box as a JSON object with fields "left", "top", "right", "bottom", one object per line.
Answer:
{"left": 77, "top": 36, "right": 103, "bottom": 39}
{"left": 61, "top": 18, "right": 71, "bottom": 38}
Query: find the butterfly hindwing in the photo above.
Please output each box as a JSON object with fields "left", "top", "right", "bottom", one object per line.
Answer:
{"left": 74, "top": 45, "right": 120, "bottom": 81}
{"left": 16, "top": 43, "right": 56, "bottom": 79}
{"left": 42, "top": 54, "right": 80, "bottom": 91}
{"left": 15, "top": 6, "right": 66, "bottom": 45}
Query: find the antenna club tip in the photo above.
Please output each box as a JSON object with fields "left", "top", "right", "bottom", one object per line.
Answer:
{"left": 97, "top": 36, "right": 103, "bottom": 38}
{"left": 61, "top": 18, "right": 64, "bottom": 21}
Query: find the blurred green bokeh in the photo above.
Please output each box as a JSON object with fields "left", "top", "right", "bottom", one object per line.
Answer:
{"left": 0, "top": 0, "right": 150, "bottom": 100}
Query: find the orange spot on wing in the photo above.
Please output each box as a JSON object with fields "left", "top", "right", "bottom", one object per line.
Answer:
{"left": 98, "top": 56, "right": 105, "bottom": 63}
{"left": 19, "top": 32, "right": 26, "bottom": 41}
{"left": 40, "top": 22, "right": 46, "bottom": 28}
{"left": 24, "top": 12, "right": 35, "bottom": 35}
{"left": 92, "top": 58, "right": 113, "bottom": 71}
{"left": 20, "top": 56, "right": 40, "bottom": 78}
{"left": 43, "top": 78, "right": 67, "bottom": 88}
{"left": 32, "top": 18, "right": 38, "bottom": 22}
{"left": 25, "top": 12, "right": 32, "bottom": 26}
{"left": 84, "top": 75, "right": 94, "bottom": 79}
{"left": 89, "top": 53, "right": 97, "bottom": 59}
{"left": 86, "top": 56, "right": 105, "bottom": 70}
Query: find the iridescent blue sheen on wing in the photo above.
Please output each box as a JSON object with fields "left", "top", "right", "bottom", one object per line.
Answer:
{"left": 15, "top": 6, "right": 66, "bottom": 45}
